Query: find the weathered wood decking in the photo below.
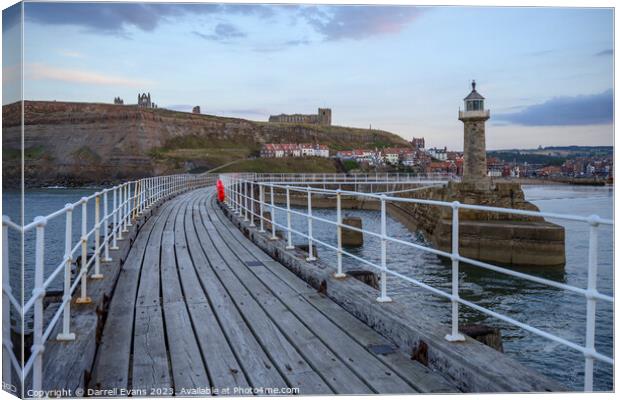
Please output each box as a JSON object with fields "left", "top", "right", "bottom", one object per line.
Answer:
{"left": 88, "top": 188, "right": 457, "bottom": 395}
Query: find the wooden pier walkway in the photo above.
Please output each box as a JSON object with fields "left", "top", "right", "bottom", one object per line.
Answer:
{"left": 89, "top": 188, "right": 457, "bottom": 395}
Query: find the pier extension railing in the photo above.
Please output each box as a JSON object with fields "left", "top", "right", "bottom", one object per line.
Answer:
{"left": 220, "top": 172, "right": 613, "bottom": 392}
{"left": 2, "top": 173, "right": 214, "bottom": 394}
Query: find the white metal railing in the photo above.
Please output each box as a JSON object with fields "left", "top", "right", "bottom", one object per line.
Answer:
{"left": 236, "top": 172, "right": 458, "bottom": 183}
{"left": 2, "top": 173, "right": 213, "bottom": 394}
{"left": 220, "top": 173, "right": 613, "bottom": 392}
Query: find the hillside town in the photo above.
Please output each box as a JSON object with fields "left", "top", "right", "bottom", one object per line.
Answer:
{"left": 260, "top": 139, "right": 613, "bottom": 180}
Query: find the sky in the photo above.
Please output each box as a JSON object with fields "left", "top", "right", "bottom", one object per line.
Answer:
{"left": 1, "top": 2, "right": 614, "bottom": 150}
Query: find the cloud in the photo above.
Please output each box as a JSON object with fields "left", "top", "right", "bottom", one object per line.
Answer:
{"left": 58, "top": 50, "right": 84, "bottom": 58}
{"left": 165, "top": 104, "right": 195, "bottom": 112}
{"left": 495, "top": 89, "right": 613, "bottom": 126}
{"left": 284, "top": 39, "right": 311, "bottom": 46}
{"left": 215, "top": 108, "right": 270, "bottom": 116}
{"left": 301, "top": 5, "right": 423, "bottom": 41}
{"left": 192, "top": 23, "right": 246, "bottom": 42}
{"left": 27, "top": 64, "right": 152, "bottom": 87}
{"left": 595, "top": 49, "right": 613, "bottom": 56}
{"left": 24, "top": 3, "right": 422, "bottom": 45}
{"left": 252, "top": 38, "right": 312, "bottom": 53}
{"left": 23, "top": 3, "right": 274, "bottom": 36}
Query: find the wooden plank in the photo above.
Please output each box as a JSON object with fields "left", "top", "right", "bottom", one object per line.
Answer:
{"left": 186, "top": 197, "right": 289, "bottom": 390}
{"left": 162, "top": 301, "right": 210, "bottom": 395}
{"left": 302, "top": 292, "right": 458, "bottom": 393}
{"left": 160, "top": 207, "right": 184, "bottom": 304}
{"left": 249, "top": 261, "right": 457, "bottom": 393}
{"left": 131, "top": 202, "right": 177, "bottom": 392}
{"left": 186, "top": 303, "right": 250, "bottom": 391}
{"left": 160, "top": 204, "right": 210, "bottom": 394}
{"left": 90, "top": 199, "right": 176, "bottom": 390}
{"left": 173, "top": 197, "right": 209, "bottom": 305}
{"left": 196, "top": 196, "right": 373, "bottom": 394}
{"left": 216, "top": 196, "right": 458, "bottom": 392}
{"left": 203, "top": 196, "right": 415, "bottom": 394}
{"left": 198, "top": 195, "right": 377, "bottom": 394}
{"left": 190, "top": 194, "right": 329, "bottom": 394}
{"left": 132, "top": 305, "right": 171, "bottom": 393}
{"left": 179, "top": 195, "right": 251, "bottom": 391}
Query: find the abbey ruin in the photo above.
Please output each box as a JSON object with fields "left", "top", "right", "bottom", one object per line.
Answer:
{"left": 138, "top": 92, "right": 157, "bottom": 108}
{"left": 269, "top": 108, "right": 331, "bottom": 126}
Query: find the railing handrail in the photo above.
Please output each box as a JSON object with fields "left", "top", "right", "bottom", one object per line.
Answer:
{"left": 268, "top": 183, "right": 614, "bottom": 225}
{"left": 220, "top": 172, "right": 613, "bottom": 392}
{"left": 2, "top": 172, "right": 215, "bottom": 395}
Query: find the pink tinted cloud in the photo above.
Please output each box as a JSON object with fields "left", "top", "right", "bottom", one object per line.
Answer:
{"left": 304, "top": 6, "right": 423, "bottom": 41}
{"left": 27, "top": 63, "right": 151, "bottom": 87}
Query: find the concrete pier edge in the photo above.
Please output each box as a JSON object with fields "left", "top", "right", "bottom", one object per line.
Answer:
{"left": 220, "top": 201, "right": 567, "bottom": 393}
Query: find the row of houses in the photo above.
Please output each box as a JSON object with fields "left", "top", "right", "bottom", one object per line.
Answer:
{"left": 336, "top": 147, "right": 430, "bottom": 167}
{"left": 260, "top": 143, "right": 330, "bottom": 158}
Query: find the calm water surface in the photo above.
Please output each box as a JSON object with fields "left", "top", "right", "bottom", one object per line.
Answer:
{"left": 2, "top": 185, "right": 614, "bottom": 390}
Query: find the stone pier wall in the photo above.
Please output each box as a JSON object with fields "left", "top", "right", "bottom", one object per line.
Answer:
{"left": 261, "top": 181, "right": 565, "bottom": 267}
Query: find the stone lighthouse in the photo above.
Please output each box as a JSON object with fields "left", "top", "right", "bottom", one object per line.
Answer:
{"left": 459, "top": 80, "right": 490, "bottom": 189}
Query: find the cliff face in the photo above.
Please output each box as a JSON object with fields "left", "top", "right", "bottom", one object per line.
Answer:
{"left": 2, "top": 101, "right": 409, "bottom": 187}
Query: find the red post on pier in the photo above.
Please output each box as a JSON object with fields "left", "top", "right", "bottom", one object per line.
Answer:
{"left": 216, "top": 179, "right": 225, "bottom": 202}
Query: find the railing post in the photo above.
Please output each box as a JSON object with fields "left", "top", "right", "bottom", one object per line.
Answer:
{"left": 129, "top": 182, "right": 136, "bottom": 225}
{"left": 445, "top": 201, "right": 465, "bottom": 341}
{"left": 149, "top": 178, "right": 154, "bottom": 207}
{"left": 270, "top": 185, "right": 277, "bottom": 241}
{"left": 2, "top": 216, "right": 13, "bottom": 388}
{"left": 122, "top": 184, "right": 129, "bottom": 233}
{"left": 334, "top": 189, "right": 345, "bottom": 278}
{"left": 259, "top": 184, "right": 265, "bottom": 233}
{"left": 92, "top": 194, "right": 103, "bottom": 279}
{"left": 233, "top": 178, "right": 239, "bottom": 214}
{"left": 102, "top": 191, "right": 111, "bottom": 262}
{"left": 584, "top": 215, "right": 600, "bottom": 392}
{"left": 285, "top": 185, "right": 294, "bottom": 249}
{"left": 32, "top": 216, "right": 47, "bottom": 392}
{"left": 112, "top": 186, "right": 120, "bottom": 247}
{"left": 243, "top": 181, "right": 249, "bottom": 222}
{"left": 376, "top": 195, "right": 392, "bottom": 302}
{"left": 143, "top": 179, "right": 147, "bottom": 210}
{"left": 76, "top": 198, "right": 92, "bottom": 304}
{"left": 144, "top": 178, "right": 149, "bottom": 209}
{"left": 57, "top": 205, "right": 76, "bottom": 341}
{"left": 306, "top": 186, "right": 316, "bottom": 261}
{"left": 139, "top": 179, "right": 143, "bottom": 215}
{"left": 154, "top": 177, "right": 158, "bottom": 203}
{"left": 238, "top": 178, "right": 242, "bottom": 215}
{"left": 126, "top": 183, "right": 132, "bottom": 227}
{"left": 249, "top": 181, "right": 256, "bottom": 227}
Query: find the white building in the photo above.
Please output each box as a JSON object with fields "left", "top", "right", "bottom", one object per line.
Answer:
{"left": 427, "top": 147, "right": 448, "bottom": 161}
{"left": 261, "top": 143, "right": 329, "bottom": 158}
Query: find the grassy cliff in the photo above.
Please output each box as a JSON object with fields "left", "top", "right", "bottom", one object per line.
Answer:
{"left": 2, "top": 101, "right": 409, "bottom": 186}
{"left": 215, "top": 157, "right": 339, "bottom": 174}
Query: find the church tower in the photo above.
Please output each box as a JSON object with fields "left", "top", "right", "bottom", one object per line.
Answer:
{"left": 458, "top": 80, "right": 490, "bottom": 189}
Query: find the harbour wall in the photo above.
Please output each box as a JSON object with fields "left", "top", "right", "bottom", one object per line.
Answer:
{"left": 266, "top": 181, "right": 565, "bottom": 267}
